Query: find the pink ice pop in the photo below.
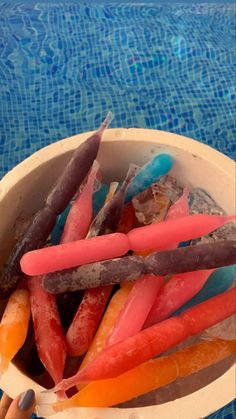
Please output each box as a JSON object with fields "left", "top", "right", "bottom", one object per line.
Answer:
{"left": 60, "top": 161, "right": 99, "bottom": 244}
{"left": 21, "top": 233, "right": 129, "bottom": 275}
{"left": 106, "top": 275, "right": 164, "bottom": 347}
{"left": 144, "top": 269, "right": 215, "bottom": 328}
{"left": 27, "top": 276, "right": 67, "bottom": 391}
{"left": 20, "top": 214, "right": 235, "bottom": 276}
{"left": 127, "top": 214, "right": 235, "bottom": 251}
{"left": 106, "top": 188, "right": 190, "bottom": 346}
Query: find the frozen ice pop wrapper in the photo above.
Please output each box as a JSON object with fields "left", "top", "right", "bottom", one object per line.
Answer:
{"left": 43, "top": 240, "right": 236, "bottom": 293}
{"left": 49, "top": 288, "right": 236, "bottom": 390}
{"left": 41, "top": 338, "right": 236, "bottom": 412}
{"left": 0, "top": 289, "right": 30, "bottom": 373}
{"left": 0, "top": 112, "right": 113, "bottom": 298}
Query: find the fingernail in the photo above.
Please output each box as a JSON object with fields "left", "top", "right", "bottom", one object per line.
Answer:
{"left": 18, "top": 389, "right": 35, "bottom": 411}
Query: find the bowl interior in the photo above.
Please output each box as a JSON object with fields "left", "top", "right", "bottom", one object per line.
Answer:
{"left": 0, "top": 129, "right": 235, "bottom": 418}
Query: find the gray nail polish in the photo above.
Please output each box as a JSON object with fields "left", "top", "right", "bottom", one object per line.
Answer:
{"left": 18, "top": 389, "right": 35, "bottom": 411}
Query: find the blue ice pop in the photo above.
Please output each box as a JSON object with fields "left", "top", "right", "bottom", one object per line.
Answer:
{"left": 172, "top": 265, "right": 236, "bottom": 316}
{"left": 125, "top": 153, "right": 173, "bottom": 203}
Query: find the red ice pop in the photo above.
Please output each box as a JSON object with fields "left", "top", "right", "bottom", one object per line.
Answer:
{"left": 60, "top": 161, "right": 100, "bottom": 243}
{"left": 29, "top": 165, "right": 100, "bottom": 375}
{"left": 27, "top": 277, "right": 67, "bottom": 392}
{"left": 66, "top": 286, "right": 112, "bottom": 356}
{"left": 51, "top": 287, "right": 236, "bottom": 391}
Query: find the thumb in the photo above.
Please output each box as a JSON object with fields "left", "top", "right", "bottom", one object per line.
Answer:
{"left": 5, "top": 389, "right": 35, "bottom": 419}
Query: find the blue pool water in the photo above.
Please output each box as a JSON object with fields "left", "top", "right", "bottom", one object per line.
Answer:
{"left": 0, "top": 2, "right": 235, "bottom": 418}
{"left": 0, "top": 2, "right": 235, "bottom": 179}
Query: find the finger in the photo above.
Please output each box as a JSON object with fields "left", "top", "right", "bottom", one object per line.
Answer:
{"left": 0, "top": 393, "right": 13, "bottom": 419}
{"left": 5, "top": 389, "right": 35, "bottom": 419}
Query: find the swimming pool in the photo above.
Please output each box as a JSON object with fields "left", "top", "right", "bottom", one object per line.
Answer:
{"left": 0, "top": 2, "right": 235, "bottom": 180}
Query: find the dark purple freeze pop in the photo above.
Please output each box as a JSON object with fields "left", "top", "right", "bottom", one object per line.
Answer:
{"left": 43, "top": 240, "right": 236, "bottom": 293}
{"left": 0, "top": 112, "right": 113, "bottom": 298}
{"left": 43, "top": 255, "right": 146, "bottom": 294}
{"left": 146, "top": 240, "right": 236, "bottom": 276}
{"left": 87, "top": 165, "right": 138, "bottom": 237}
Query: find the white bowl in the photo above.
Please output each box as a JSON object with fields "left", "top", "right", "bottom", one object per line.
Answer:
{"left": 0, "top": 128, "right": 235, "bottom": 419}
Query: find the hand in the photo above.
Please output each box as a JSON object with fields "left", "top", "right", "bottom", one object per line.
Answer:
{"left": 0, "top": 390, "right": 36, "bottom": 419}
